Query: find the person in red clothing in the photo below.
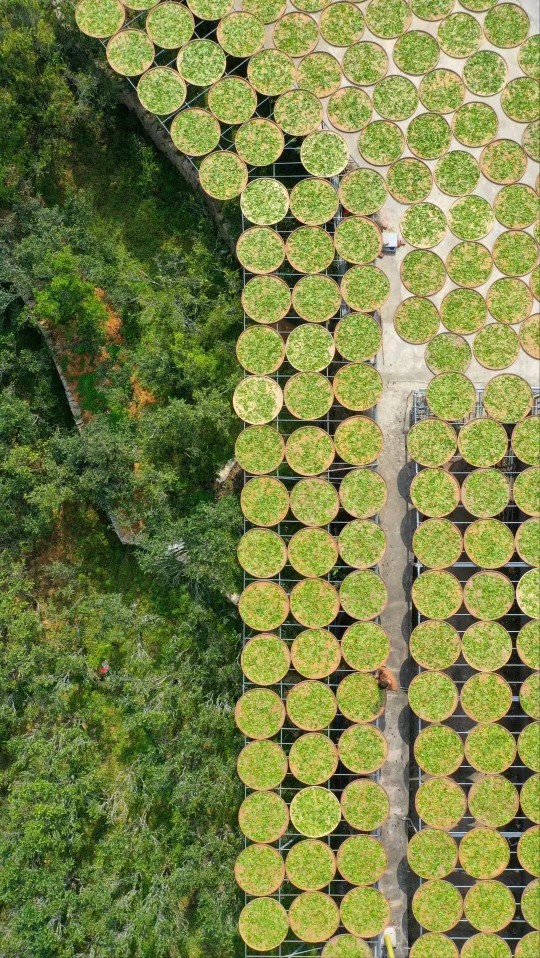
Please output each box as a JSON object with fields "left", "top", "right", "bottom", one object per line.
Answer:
{"left": 374, "top": 666, "right": 398, "bottom": 691}
{"left": 99, "top": 660, "right": 110, "bottom": 679}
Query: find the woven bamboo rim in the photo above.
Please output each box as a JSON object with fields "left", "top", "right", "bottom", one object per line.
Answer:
{"left": 145, "top": 2, "right": 195, "bottom": 47}
{"left": 236, "top": 227, "right": 286, "bottom": 275}
{"left": 327, "top": 87, "right": 374, "bottom": 134}
{"left": 451, "top": 102, "right": 499, "bottom": 147}
{"left": 410, "top": 620, "right": 461, "bottom": 671}
{"left": 341, "top": 622, "right": 390, "bottom": 672}
{"left": 461, "top": 621, "right": 512, "bottom": 671}
{"left": 445, "top": 241, "right": 493, "bottom": 287}
{"left": 414, "top": 777, "right": 467, "bottom": 830}
{"left": 285, "top": 427, "right": 336, "bottom": 476}
{"left": 241, "top": 273, "right": 290, "bottom": 323}
{"left": 106, "top": 29, "right": 155, "bottom": 77}
{"left": 137, "top": 67, "right": 187, "bottom": 116}
{"left": 76, "top": 0, "right": 125, "bottom": 38}
{"left": 289, "top": 579, "right": 340, "bottom": 628}
{"left": 409, "top": 672, "right": 459, "bottom": 723}
{"left": 485, "top": 374, "right": 534, "bottom": 423}
{"left": 468, "top": 776, "right": 519, "bottom": 826}
{"left": 285, "top": 840, "right": 337, "bottom": 891}
{"left": 412, "top": 570, "right": 462, "bottom": 619}
{"left": 412, "top": 519, "right": 463, "bottom": 569}
{"left": 390, "top": 159, "right": 433, "bottom": 204}
{"left": 289, "top": 891, "right": 340, "bottom": 943}
{"left": 337, "top": 520, "right": 387, "bottom": 570}
{"left": 236, "top": 327, "right": 285, "bottom": 375}
{"left": 427, "top": 373, "right": 477, "bottom": 421}
{"left": 461, "top": 468, "right": 510, "bottom": 517}
{"left": 463, "top": 519, "right": 515, "bottom": 568}
{"left": 517, "top": 827, "right": 540, "bottom": 875}
{"left": 246, "top": 49, "right": 295, "bottom": 96}
{"left": 234, "top": 844, "right": 285, "bottom": 894}
{"left": 426, "top": 333, "right": 471, "bottom": 375}
{"left": 394, "top": 299, "right": 441, "bottom": 345}
{"left": 199, "top": 150, "right": 248, "bottom": 200}
{"left": 169, "top": 108, "right": 220, "bottom": 157}
{"left": 320, "top": 2, "right": 365, "bottom": 46}
{"left": 239, "top": 579, "right": 289, "bottom": 628}
{"left": 337, "top": 673, "right": 386, "bottom": 724}
{"left": 473, "top": 324, "right": 520, "bottom": 370}
{"left": 288, "top": 735, "right": 339, "bottom": 785}
{"left": 273, "top": 12, "right": 320, "bottom": 57}
{"left": 339, "top": 468, "right": 388, "bottom": 519}
{"left": 297, "top": 52, "right": 342, "bottom": 98}
{"left": 334, "top": 416, "right": 384, "bottom": 467}
{"left": 480, "top": 139, "right": 527, "bottom": 184}
{"left": 463, "top": 569, "right": 514, "bottom": 622}
{"left": 461, "top": 673, "right": 512, "bottom": 723}
{"left": 287, "top": 527, "right": 338, "bottom": 577}
{"left": 238, "top": 792, "right": 289, "bottom": 843}
{"left": 341, "top": 267, "right": 391, "bottom": 312}
{"left": 290, "top": 477, "right": 340, "bottom": 526}
{"left": 291, "top": 630, "right": 341, "bottom": 679}
{"left": 334, "top": 216, "right": 383, "bottom": 265}
{"left": 521, "top": 314, "right": 540, "bottom": 359}
{"left": 235, "top": 117, "right": 285, "bottom": 165}
{"left": 338, "top": 724, "right": 388, "bottom": 776}
{"left": 285, "top": 227, "right": 335, "bottom": 275}
{"left": 291, "top": 276, "right": 341, "bottom": 323}
{"left": 409, "top": 468, "right": 460, "bottom": 519}
{"left": 233, "top": 375, "right": 283, "bottom": 425}
{"left": 342, "top": 41, "right": 388, "bottom": 86}
{"left": 333, "top": 364, "right": 383, "bottom": 413}
{"left": 207, "top": 76, "right": 257, "bottom": 125}
{"left": 216, "top": 12, "right": 265, "bottom": 57}
{"left": 234, "top": 688, "right": 286, "bottom": 740}
{"left": 414, "top": 725, "right": 464, "bottom": 776}
{"left": 290, "top": 786, "right": 342, "bottom": 838}
{"left": 412, "top": 882, "right": 463, "bottom": 932}
{"left": 289, "top": 178, "right": 339, "bottom": 227}
{"left": 457, "top": 418, "right": 508, "bottom": 467}
{"left": 240, "top": 177, "right": 290, "bottom": 227}
{"left": 238, "top": 896, "right": 289, "bottom": 950}
{"left": 399, "top": 251, "right": 445, "bottom": 295}
{"left": 407, "top": 829, "right": 458, "bottom": 879}
{"left": 241, "top": 476, "right": 290, "bottom": 526}
{"left": 516, "top": 519, "right": 540, "bottom": 564}
{"left": 236, "top": 739, "right": 288, "bottom": 790}
{"left": 463, "top": 881, "right": 514, "bottom": 933}
{"left": 340, "top": 569, "right": 388, "bottom": 621}
{"left": 241, "top": 633, "right": 291, "bottom": 685}
{"left": 235, "top": 425, "right": 285, "bottom": 476}
{"left": 337, "top": 835, "right": 387, "bottom": 885}
{"left": 419, "top": 68, "right": 465, "bottom": 115}
{"left": 284, "top": 373, "right": 334, "bottom": 420}
{"left": 340, "top": 775, "right": 390, "bottom": 822}
{"left": 514, "top": 468, "right": 540, "bottom": 517}
{"left": 334, "top": 313, "right": 382, "bottom": 361}
{"left": 465, "top": 723, "right": 517, "bottom": 773}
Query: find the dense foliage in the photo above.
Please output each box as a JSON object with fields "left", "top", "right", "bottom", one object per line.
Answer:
{"left": 0, "top": 2, "right": 243, "bottom": 955}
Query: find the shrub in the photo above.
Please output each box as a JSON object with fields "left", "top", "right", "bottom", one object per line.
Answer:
{"left": 207, "top": 77, "right": 257, "bottom": 125}
{"left": 358, "top": 120, "right": 405, "bottom": 165}
{"left": 288, "top": 733, "right": 338, "bottom": 786}
{"left": 273, "top": 11, "right": 318, "bottom": 57}
{"left": 340, "top": 779, "right": 389, "bottom": 830}
{"left": 137, "top": 67, "right": 186, "bottom": 116}
{"left": 146, "top": 2, "right": 194, "bottom": 48}
{"left": 337, "top": 672, "right": 385, "bottom": 723}
{"left": 235, "top": 424, "right": 284, "bottom": 475}
{"left": 415, "top": 777, "right": 466, "bottom": 830}
{"left": 463, "top": 51, "right": 507, "bottom": 97}
{"left": 338, "top": 724, "right": 388, "bottom": 774}
{"left": 335, "top": 417, "right": 384, "bottom": 466}
{"left": 494, "top": 184, "right": 538, "bottom": 229}
{"left": 337, "top": 836, "right": 387, "bottom": 885}
{"left": 334, "top": 313, "right": 382, "bottom": 361}
{"left": 448, "top": 195, "right": 493, "bottom": 241}
{"left": 407, "top": 419, "right": 457, "bottom": 468}
{"left": 289, "top": 891, "right": 340, "bottom": 943}
{"left": 501, "top": 77, "right": 540, "bottom": 122}
{"left": 292, "top": 276, "right": 341, "bottom": 324}
{"left": 237, "top": 326, "right": 284, "bottom": 375}
{"left": 425, "top": 333, "right": 471, "bottom": 374}
{"left": 410, "top": 620, "right": 461, "bottom": 670}
{"left": 290, "top": 478, "right": 339, "bottom": 526}
{"left": 414, "top": 725, "right": 464, "bottom": 776}
{"left": 334, "top": 364, "right": 383, "bottom": 412}
{"left": 290, "top": 179, "right": 339, "bottom": 226}
{"left": 426, "top": 372, "right": 476, "bottom": 421}
{"left": 407, "top": 113, "right": 452, "bottom": 159}
{"left": 512, "top": 419, "right": 540, "bottom": 466}
{"left": 393, "top": 30, "right": 440, "bottom": 74}
{"left": 291, "top": 629, "right": 341, "bottom": 679}
{"left": 238, "top": 897, "right": 289, "bottom": 951}
{"left": 468, "top": 774, "right": 519, "bottom": 828}
{"left": 300, "top": 132, "right": 349, "bottom": 177}
{"left": 286, "top": 227, "right": 335, "bottom": 274}
{"left": 437, "top": 12, "right": 481, "bottom": 57}
{"left": 483, "top": 374, "right": 533, "bottom": 423}
{"left": 288, "top": 528, "right": 337, "bottom": 578}
{"left": 236, "top": 227, "right": 285, "bottom": 274}
{"left": 446, "top": 241, "right": 492, "bottom": 288}
{"left": 517, "top": 620, "right": 540, "bottom": 669}
{"left": 338, "top": 169, "right": 387, "bottom": 216}
{"left": 240, "top": 178, "right": 289, "bottom": 226}
{"left": 286, "top": 427, "right": 335, "bottom": 476}
{"left": 343, "top": 40, "right": 388, "bottom": 85}
{"left": 237, "top": 739, "right": 287, "bottom": 790}
{"left": 170, "top": 107, "right": 220, "bottom": 156}
{"left": 521, "top": 774, "right": 540, "bottom": 825}
{"left": 335, "top": 217, "right": 382, "bottom": 265}
{"left": 290, "top": 786, "right": 341, "bottom": 837}
{"left": 410, "top": 468, "right": 460, "bottom": 517}
{"left": 239, "top": 789, "right": 289, "bottom": 842}
{"left": 274, "top": 89, "right": 322, "bottom": 136}
{"left": 465, "top": 723, "right": 517, "bottom": 774}
{"left": 177, "top": 40, "right": 226, "bottom": 86}
{"left": 463, "top": 518, "right": 514, "bottom": 568}
{"left": 492, "top": 230, "right": 538, "bottom": 276}
{"left": 388, "top": 158, "right": 432, "bottom": 204}
{"left": 290, "top": 578, "right": 340, "bottom": 627}
{"left": 339, "top": 467, "right": 388, "bottom": 518}
{"left": 286, "top": 323, "right": 335, "bottom": 371}
{"left": 452, "top": 101, "right": 499, "bottom": 147}
{"left": 284, "top": 372, "right": 334, "bottom": 421}
{"left": 338, "top": 518, "right": 386, "bottom": 569}
{"left": 441, "top": 288, "right": 486, "bottom": 334}
{"left": 412, "top": 881, "right": 463, "bottom": 933}
{"left": 407, "top": 829, "right": 458, "bottom": 879}
{"left": 232, "top": 375, "right": 282, "bottom": 425}
{"left": 518, "top": 570, "right": 540, "bottom": 619}
{"left": 373, "top": 75, "right": 418, "bottom": 121}
{"left": 75, "top": 0, "right": 124, "bottom": 37}
{"left": 339, "top": 569, "right": 387, "bottom": 619}
{"left": 106, "top": 29, "right": 155, "bottom": 77}
{"left": 238, "top": 580, "right": 289, "bottom": 630}
{"left": 216, "top": 11, "right": 264, "bottom": 57}
{"left": 340, "top": 886, "right": 390, "bottom": 938}
{"left": 241, "top": 633, "right": 290, "bottom": 685}
{"left": 419, "top": 69, "right": 465, "bottom": 114}
{"left": 242, "top": 275, "right": 290, "bottom": 325}
{"left": 285, "top": 839, "right": 336, "bottom": 890}
{"left": 394, "top": 297, "right": 440, "bottom": 344}
{"left": 461, "top": 672, "right": 512, "bottom": 723}
{"left": 458, "top": 418, "right": 508, "bottom": 468}
{"left": 235, "top": 117, "right": 284, "bottom": 166}
{"left": 413, "top": 518, "right": 462, "bottom": 569}
{"left": 409, "top": 671, "right": 458, "bottom": 722}
{"left": 328, "top": 88, "right": 373, "bottom": 133}
{"left": 463, "top": 881, "right": 515, "bottom": 933}
{"left": 341, "top": 621, "right": 390, "bottom": 671}
{"left": 235, "top": 687, "right": 285, "bottom": 739}
{"left": 234, "top": 843, "right": 285, "bottom": 896}
{"left": 297, "top": 52, "right": 342, "bottom": 98}
{"left": 487, "top": 277, "right": 533, "bottom": 324}
{"left": 462, "top": 621, "right": 512, "bottom": 671}
{"left": 287, "top": 680, "right": 337, "bottom": 731}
